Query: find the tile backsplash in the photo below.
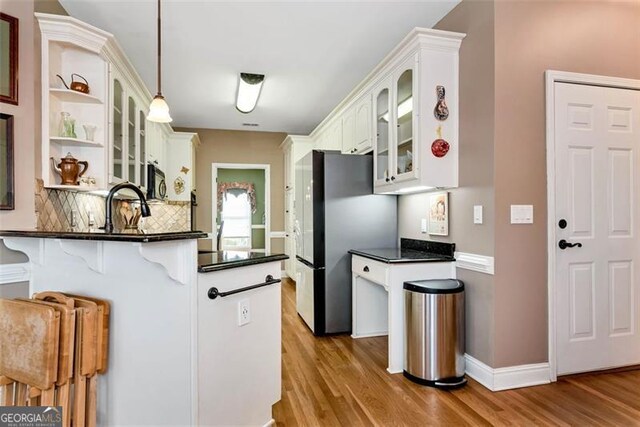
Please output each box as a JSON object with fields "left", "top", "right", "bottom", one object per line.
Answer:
{"left": 35, "top": 179, "right": 190, "bottom": 233}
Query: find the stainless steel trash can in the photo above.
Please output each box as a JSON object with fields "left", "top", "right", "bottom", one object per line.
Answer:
{"left": 403, "top": 279, "right": 466, "bottom": 388}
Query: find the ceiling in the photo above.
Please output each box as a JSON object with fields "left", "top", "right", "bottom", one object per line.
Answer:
{"left": 59, "top": 0, "right": 460, "bottom": 134}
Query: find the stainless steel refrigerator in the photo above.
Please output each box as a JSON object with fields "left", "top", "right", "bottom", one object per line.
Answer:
{"left": 294, "top": 150, "right": 397, "bottom": 335}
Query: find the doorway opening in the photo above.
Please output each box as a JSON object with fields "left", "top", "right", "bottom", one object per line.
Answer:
{"left": 212, "top": 163, "right": 271, "bottom": 253}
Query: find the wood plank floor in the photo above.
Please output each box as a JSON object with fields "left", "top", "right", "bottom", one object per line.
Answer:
{"left": 273, "top": 278, "right": 640, "bottom": 426}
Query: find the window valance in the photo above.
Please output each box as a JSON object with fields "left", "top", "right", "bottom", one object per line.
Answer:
{"left": 217, "top": 182, "right": 257, "bottom": 214}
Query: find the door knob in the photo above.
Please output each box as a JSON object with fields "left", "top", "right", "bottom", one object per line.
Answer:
{"left": 558, "top": 239, "right": 582, "bottom": 250}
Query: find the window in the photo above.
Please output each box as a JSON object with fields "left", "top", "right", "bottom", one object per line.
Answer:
{"left": 221, "top": 190, "right": 252, "bottom": 250}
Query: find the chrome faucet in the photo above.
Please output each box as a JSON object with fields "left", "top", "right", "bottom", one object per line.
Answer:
{"left": 104, "top": 182, "right": 151, "bottom": 233}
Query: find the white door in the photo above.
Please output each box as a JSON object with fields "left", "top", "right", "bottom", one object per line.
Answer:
{"left": 555, "top": 82, "right": 640, "bottom": 375}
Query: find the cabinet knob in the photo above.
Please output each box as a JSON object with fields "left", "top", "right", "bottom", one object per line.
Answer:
{"left": 385, "top": 178, "right": 390, "bottom": 182}
{"left": 391, "top": 176, "right": 396, "bottom": 181}
{"left": 363, "top": 266, "right": 369, "bottom": 272}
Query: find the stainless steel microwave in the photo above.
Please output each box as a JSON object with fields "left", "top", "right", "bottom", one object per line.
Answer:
{"left": 147, "top": 164, "right": 167, "bottom": 200}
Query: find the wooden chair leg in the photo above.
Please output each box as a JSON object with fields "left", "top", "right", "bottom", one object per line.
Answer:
{"left": 15, "top": 383, "right": 28, "bottom": 406}
{"left": 57, "top": 383, "right": 71, "bottom": 427}
{"left": 1, "top": 383, "right": 15, "bottom": 406}
{"left": 73, "top": 375, "right": 87, "bottom": 427}
{"left": 28, "top": 386, "right": 41, "bottom": 406}
{"left": 86, "top": 376, "right": 97, "bottom": 427}
{"left": 41, "top": 387, "right": 55, "bottom": 406}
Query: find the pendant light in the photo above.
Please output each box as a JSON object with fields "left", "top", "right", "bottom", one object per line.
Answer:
{"left": 147, "top": 0, "right": 172, "bottom": 123}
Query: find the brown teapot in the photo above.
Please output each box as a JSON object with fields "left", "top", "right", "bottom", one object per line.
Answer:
{"left": 51, "top": 153, "right": 89, "bottom": 185}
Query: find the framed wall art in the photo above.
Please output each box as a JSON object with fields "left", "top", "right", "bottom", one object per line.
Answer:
{"left": 0, "top": 13, "right": 19, "bottom": 105}
{"left": 428, "top": 191, "right": 449, "bottom": 236}
{"left": 0, "top": 113, "right": 14, "bottom": 210}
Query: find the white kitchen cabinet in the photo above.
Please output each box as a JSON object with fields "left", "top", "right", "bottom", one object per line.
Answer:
{"left": 280, "top": 136, "right": 313, "bottom": 279}
{"left": 197, "top": 262, "right": 282, "bottom": 426}
{"left": 343, "top": 94, "right": 373, "bottom": 155}
{"left": 341, "top": 108, "right": 356, "bottom": 154}
{"left": 166, "top": 132, "right": 200, "bottom": 201}
{"left": 282, "top": 28, "right": 463, "bottom": 195}
{"left": 108, "top": 68, "right": 148, "bottom": 187}
{"left": 372, "top": 54, "right": 420, "bottom": 190}
{"left": 373, "top": 33, "right": 463, "bottom": 194}
{"left": 37, "top": 13, "right": 179, "bottom": 193}
{"left": 38, "top": 14, "right": 110, "bottom": 191}
{"left": 354, "top": 94, "right": 373, "bottom": 153}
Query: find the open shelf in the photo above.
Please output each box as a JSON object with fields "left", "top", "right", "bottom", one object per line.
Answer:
{"left": 398, "top": 137, "right": 413, "bottom": 147}
{"left": 50, "top": 88, "right": 102, "bottom": 104}
{"left": 50, "top": 136, "right": 104, "bottom": 148}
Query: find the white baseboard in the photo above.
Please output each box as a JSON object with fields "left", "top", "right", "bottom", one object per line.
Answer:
{"left": 351, "top": 331, "right": 388, "bottom": 339}
{"left": 465, "top": 354, "right": 551, "bottom": 391}
{"left": 0, "top": 262, "right": 30, "bottom": 285}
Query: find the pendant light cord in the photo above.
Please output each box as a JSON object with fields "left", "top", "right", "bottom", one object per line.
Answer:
{"left": 156, "top": 0, "right": 162, "bottom": 96}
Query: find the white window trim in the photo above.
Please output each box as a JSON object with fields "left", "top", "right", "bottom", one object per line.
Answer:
{"left": 212, "top": 162, "right": 271, "bottom": 252}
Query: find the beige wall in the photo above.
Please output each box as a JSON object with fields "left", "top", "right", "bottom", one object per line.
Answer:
{"left": 421, "top": 0, "right": 640, "bottom": 368}
{"left": 399, "top": 0, "right": 497, "bottom": 365}
{"left": 175, "top": 128, "right": 287, "bottom": 253}
{"left": 492, "top": 0, "right": 640, "bottom": 368}
{"left": 0, "top": 0, "right": 36, "bottom": 231}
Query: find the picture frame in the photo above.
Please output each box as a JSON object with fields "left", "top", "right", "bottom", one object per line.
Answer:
{"left": 0, "top": 113, "right": 14, "bottom": 210}
{"left": 0, "top": 13, "right": 19, "bottom": 105}
{"left": 428, "top": 192, "right": 449, "bottom": 236}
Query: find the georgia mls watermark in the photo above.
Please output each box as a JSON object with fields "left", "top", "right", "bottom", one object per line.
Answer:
{"left": 0, "top": 407, "right": 62, "bottom": 427}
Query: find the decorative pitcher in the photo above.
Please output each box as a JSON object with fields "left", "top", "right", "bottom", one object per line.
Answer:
{"left": 51, "top": 152, "right": 89, "bottom": 185}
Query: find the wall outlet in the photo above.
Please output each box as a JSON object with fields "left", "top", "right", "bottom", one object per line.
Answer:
{"left": 238, "top": 299, "right": 251, "bottom": 326}
{"left": 473, "top": 205, "right": 483, "bottom": 224}
{"left": 421, "top": 218, "right": 427, "bottom": 233}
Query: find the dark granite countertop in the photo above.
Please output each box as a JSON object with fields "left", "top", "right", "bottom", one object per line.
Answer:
{"left": 349, "top": 238, "right": 456, "bottom": 264}
{"left": 0, "top": 229, "right": 208, "bottom": 243}
{"left": 198, "top": 250, "right": 289, "bottom": 273}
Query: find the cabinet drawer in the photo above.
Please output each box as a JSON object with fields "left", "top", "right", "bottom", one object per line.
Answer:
{"left": 352, "top": 256, "right": 388, "bottom": 285}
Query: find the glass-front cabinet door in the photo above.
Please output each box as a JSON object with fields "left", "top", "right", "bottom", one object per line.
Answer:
{"left": 111, "top": 78, "right": 125, "bottom": 183}
{"left": 393, "top": 55, "right": 418, "bottom": 182}
{"left": 139, "top": 110, "right": 147, "bottom": 189}
{"left": 373, "top": 78, "right": 392, "bottom": 187}
{"left": 127, "top": 96, "right": 137, "bottom": 184}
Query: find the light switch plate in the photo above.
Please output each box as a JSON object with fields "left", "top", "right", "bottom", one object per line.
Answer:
{"left": 420, "top": 218, "right": 427, "bottom": 233}
{"left": 511, "top": 205, "right": 534, "bottom": 224}
{"left": 473, "top": 205, "right": 483, "bottom": 224}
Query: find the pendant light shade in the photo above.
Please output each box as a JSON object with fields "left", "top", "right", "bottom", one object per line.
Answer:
{"left": 148, "top": 0, "right": 172, "bottom": 123}
{"left": 148, "top": 94, "right": 172, "bottom": 123}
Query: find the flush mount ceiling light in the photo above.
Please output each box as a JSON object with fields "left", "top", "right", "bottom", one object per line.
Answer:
{"left": 147, "top": 0, "right": 172, "bottom": 123}
{"left": 236, "top": 73, "right": 265, "bottom": 114}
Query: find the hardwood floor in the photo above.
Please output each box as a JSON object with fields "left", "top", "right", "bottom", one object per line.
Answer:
{"left": 273, "top": 278, "right": 640, "bottom": 426}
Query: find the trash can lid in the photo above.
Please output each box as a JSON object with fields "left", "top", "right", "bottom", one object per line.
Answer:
{"left": 403, "top": 279, "right": 464, "bottom": 294}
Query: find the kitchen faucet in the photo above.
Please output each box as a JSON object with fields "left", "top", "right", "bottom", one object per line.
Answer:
{"left": 103, "top": 182, "right": 151, "bottom": 233}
